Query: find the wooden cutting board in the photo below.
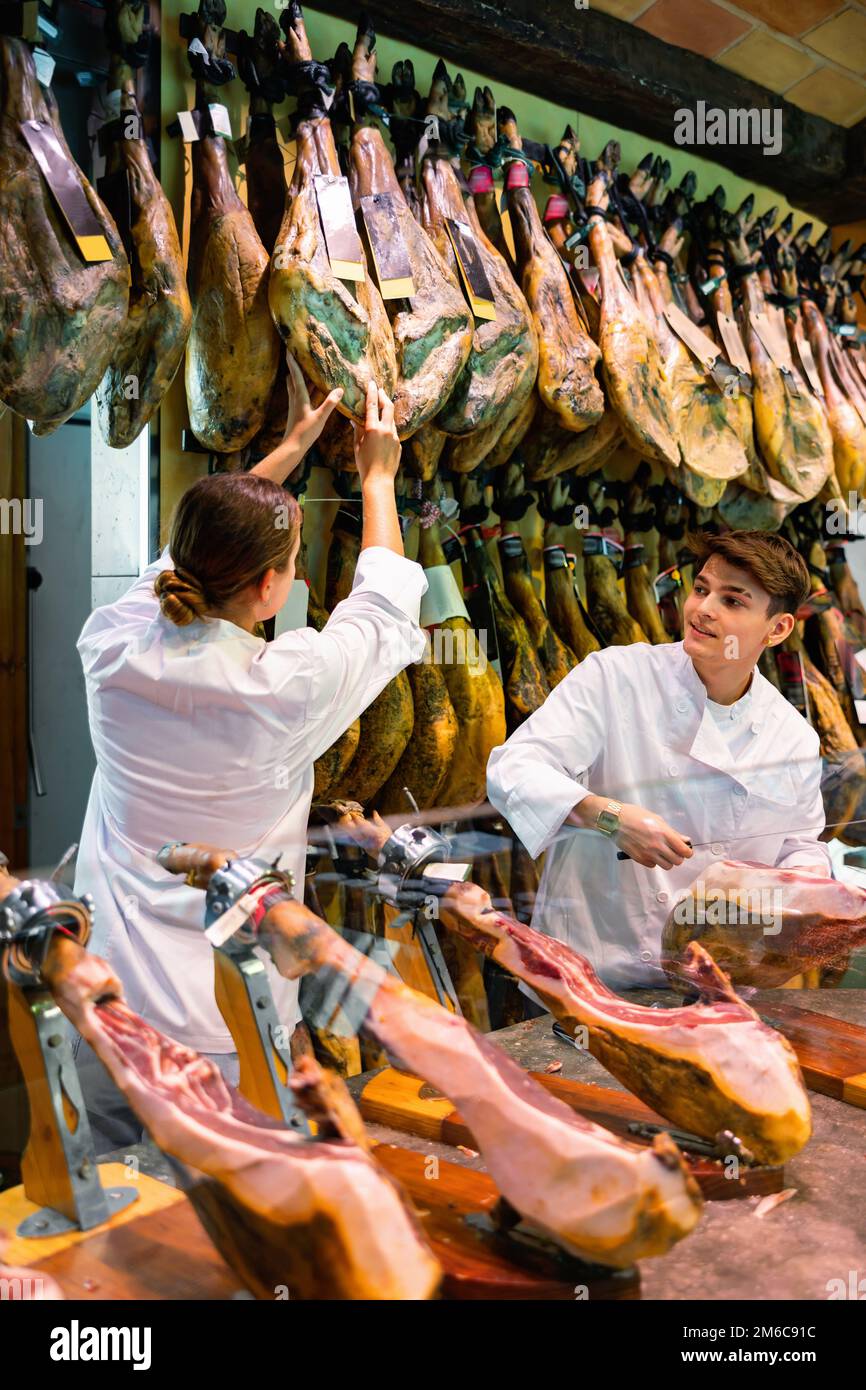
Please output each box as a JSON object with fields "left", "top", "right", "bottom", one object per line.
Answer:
{"left": 0, "top": 1158, "right": 636, "bottom": 1301}
{"left": 761, "top": 1002, "right": 866, "bottom": 1108}
{"left": 359, "top": 1067, "right": 784, "bottom": 1201}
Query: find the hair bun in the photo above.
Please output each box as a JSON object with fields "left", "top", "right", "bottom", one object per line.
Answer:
{"left": 154, "top": 567, "right": 209, "bottom": 627}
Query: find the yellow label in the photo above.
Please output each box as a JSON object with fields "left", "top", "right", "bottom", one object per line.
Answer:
{"left": 77, "top": 234, "right": 113, "bottom": 263}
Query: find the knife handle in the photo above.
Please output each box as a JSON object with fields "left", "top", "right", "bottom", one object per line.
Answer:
{"left": 617, "top": 838, "right": 692, "bottom": 863}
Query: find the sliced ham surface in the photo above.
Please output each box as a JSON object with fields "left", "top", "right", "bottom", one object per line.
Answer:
{"left": 662, "top": 859, "right": 866, "bottom": 990}
{"left": 438, "top": 881, "right": 812, "bottom": 1165}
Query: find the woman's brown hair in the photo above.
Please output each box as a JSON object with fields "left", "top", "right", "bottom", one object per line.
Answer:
{"left": 686, "top": 529, "right": 810, "bottom": 617}
{"left": 155, "top": 473, "right": 301, "bottom": 627}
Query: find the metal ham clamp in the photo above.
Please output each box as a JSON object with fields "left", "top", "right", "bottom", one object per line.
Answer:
{"left": 156, "top": 843, "right": 311, "bottom": 1133}
{"left": 0, "top": 852, "right": 139, "bottom": 1236}
{"left": 158, "top": 806, "right": 475, "bottom": 1091}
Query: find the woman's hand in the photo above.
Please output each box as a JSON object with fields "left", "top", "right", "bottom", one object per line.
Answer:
{"left": 251, "top": 351, "right": 342, "bottom": 483}
{"left": 282, "top": 350, "right": 343, "bottom": 455}
{"left": 353, "top": 379, "right": 401, "bottom": 484}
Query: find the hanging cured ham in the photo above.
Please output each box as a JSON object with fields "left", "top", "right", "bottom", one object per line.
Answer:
{"left": 723, "top": 214, "right": 832, "bottom": 501}
{"left": 499, "top": 532, "right": 576, "bottom": 685}
{"left": 373, "top": 633, "right": 459, "bottom": 814}
{"left": 323, "top": 516, "right": 414, "bottom": 804}
{"left": 801, "top": 298, "right": 866, "bottom": 497}
{"left": 268, "top": 3, "right": 396, "bottom": 424}
{"left": 498, "top": 108, "right": 603, "bottom": 435}
{"left": 628, "top": 245, "right": 748, "bottom": 503}
{"left": 347, "top": 19, "right": 473, "bottom": 438}
{"left": 95, "top": 1, "right": 191, "bottom": 448}
{"left": 0, "top": 38, "right": 129, "bottom": 426}
{"left": 584, "top": 149, "right": 679, "bottom": 469}
{"left": 184, "top": 0, "right": 280, "bottom": 452}
{"left": 419, "top": 62, "right": 538, "bottom": 438}
{"left": 437, "top": 880, "right": 811, "bottom": 1165}
{"left": 417, "top": 515, "right": 506, "bottom": 809}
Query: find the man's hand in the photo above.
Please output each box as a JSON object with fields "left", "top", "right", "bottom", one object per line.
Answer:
{"left": 570, "top": 795, "right": 693, "bottom": 870}
{"left": 613, "top": 804, "right": 694, "bottom": 870}
{"left": 353, "top": 379, "right": 401, "bottom": 483}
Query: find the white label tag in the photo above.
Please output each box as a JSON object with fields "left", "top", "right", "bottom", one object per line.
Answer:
{"left": 177, "top": 110, "right": 200, "bottom": 143}
{"left": 795, "top": 335, "right": 824, "bottom": 397}
{"left": 751, "top": 311, "right": 794, "bottom": 373}
{"left": 420, "top": 565, "right": 470, "bottom": 627}
{"left": 854, "top": 650, "right": 866, "bottom": 676}
{"left": 208, "top": 103, "right": 232, "bottom": 139}
{"left": 855, "top": 699, "right": 866, "bottom": 725}
{"left": 32, "top": 47, "right": 55, "bottom": 88}
{"left": 416, "top": 114, "right": 439, "bottom": 164}
{"left": 274, "top": 579, "right": 310, "bottom": 637}
{"left": 716, "top": 311, "right": 750, "bottom": 376}
{"left": 664, "top": 302, "right": 720, "bottom": 368}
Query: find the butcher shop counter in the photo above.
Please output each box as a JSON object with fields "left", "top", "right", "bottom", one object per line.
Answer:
{"left": 103, "top": 987, "right": 865, "bottom": 1301}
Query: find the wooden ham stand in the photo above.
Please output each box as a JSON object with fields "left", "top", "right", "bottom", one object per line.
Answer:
{"left": 0, "top": 873, "right": 248, "bottom": 1298}
{"left": 198, "top": 875, "right": 639, "bottom": 1298}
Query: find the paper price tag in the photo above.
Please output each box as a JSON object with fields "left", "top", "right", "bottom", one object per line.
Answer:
{"left": 663, "top": 302, "right": 720, "bottom": 369}
{"left": 445, "top": 218, "right": 496, "bottom": 320}
{"left": 716, "top": 311, "right": 750, "bottom": 376}
{"left": 32, "top": 47, "right": 55, "bottom": 88}
{"left": 751, "top": 311, "right": 794, "bottom": 374}
{"left": 419, "top": 565, "right": 470, "bottom": 627}
{"left": 20, "top": 119, "right": 112, "bottom": 262}
{"left": 795, "top": 334, "right": 824, "bottom": 397}
{"left": 313, "top": 175, "right": 365, "bottom": 283}
{"left": 208, "top": 103, "right": 232, "bottom": 138}
{"left": 176, "top": 110, "right": 200, "bottom": 142}
{"left": 360, "top": 192, "right": 415, "bottom": 299}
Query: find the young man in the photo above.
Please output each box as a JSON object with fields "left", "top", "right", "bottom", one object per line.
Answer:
{"left": 486, "top": 530, "right": 832, "bottom": 990}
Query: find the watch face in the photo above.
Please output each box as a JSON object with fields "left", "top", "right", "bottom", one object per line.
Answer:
{"left": 598, "top": 810, "right": 619, "bottom": 834}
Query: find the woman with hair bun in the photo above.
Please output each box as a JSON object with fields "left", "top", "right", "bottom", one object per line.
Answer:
{"left": 72, "top": 357, "right": 428, "bottom": 1152}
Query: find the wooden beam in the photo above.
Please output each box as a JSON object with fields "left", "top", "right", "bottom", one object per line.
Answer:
{"left": 313, "top": 0, "right": 861, "bottom": 222}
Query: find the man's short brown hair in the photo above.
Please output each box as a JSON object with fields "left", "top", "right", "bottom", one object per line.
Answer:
{"left": 685, "top": 529, "right": 810, "bottom": 617}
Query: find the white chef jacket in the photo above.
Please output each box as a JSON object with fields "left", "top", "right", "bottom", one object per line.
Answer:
{"left": 75, "top": 544, "right": 427, "bottom": 1051}
{"left": 487, "top": 640, "right": 832, "bottom": 991}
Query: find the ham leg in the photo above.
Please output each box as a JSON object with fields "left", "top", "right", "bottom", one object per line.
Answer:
{"left": 40, "top": 933, "right": 440, "bottom": 1301}
{"left": 268, "top": 3, "right": 397, "bottom": 423}
{"left": 347, "top": 20, "right": 472, "bottom": 438}
{"left": 437, "top": 881, "right": 811, "bottom": 1165}
{"left": 252, "top": 897, "right": 703, "bottom": 1267}
{"left": 0, "top": 38, "right": 129, "bottom": 425}
{"left": 95, "top": 3, "right": 191, "bottom": 448}
{"left": 662, "top": 858, "right": 866, "bottom": 989}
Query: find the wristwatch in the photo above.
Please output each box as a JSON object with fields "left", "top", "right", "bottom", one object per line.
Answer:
{"left": 596, "top": 800, "right": 623, "bottom": 836}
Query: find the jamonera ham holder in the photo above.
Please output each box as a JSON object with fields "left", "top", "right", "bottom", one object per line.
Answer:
{"left": 157, "top": 842, "right": 704, "bottom": 1269}
{"left": 31, "top": 909, "right": 441, "bottom": 1301}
